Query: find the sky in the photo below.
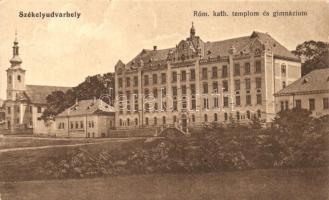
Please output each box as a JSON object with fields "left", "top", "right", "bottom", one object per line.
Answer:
{"left": 0, "top": 0, "right": 328, "bottom": 99}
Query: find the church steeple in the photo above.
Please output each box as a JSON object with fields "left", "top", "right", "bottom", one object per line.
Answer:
{"left": 190, "top": 22, "right": 195, "bottom": 38}
{"left": 10, "top": 31, "right": 22, "bottom": 66}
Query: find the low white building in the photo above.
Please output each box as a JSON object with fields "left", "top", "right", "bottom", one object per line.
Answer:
{"left": 274, "top": 68, "right": 329, "bottom": 117}
{"left": 55, "top": 99, "right": 115, "bottom": 138}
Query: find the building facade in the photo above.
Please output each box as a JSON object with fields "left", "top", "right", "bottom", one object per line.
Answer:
{"left": 275, "top": 68, "right": 329, "bottom": 116}
{"left": 55, "top": 99, "right": 115, "bottom": 138}
{"left": 2, "top": 34, "right": 70, "bottom": 135}
{"left": 114, "top": 24, "right": 301, "bottom": 132}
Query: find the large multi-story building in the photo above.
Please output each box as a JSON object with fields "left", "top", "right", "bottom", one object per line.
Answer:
{"left": 114, "top": 24, "right": 301, "bottom": 132}
{"left": 2, "top": 34, "right": 70, "bottom": 135}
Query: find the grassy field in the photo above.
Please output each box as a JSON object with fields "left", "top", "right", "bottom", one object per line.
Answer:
{"left": 0, "top": 136, "right": 105, "bottom": 150}
{"left": 0, "top": 167, "right": 328, "bottom": 200}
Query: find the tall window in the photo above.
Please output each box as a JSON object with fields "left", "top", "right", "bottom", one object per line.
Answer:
{"left": 190, "top": 69, "right": 195, "bottom": 81}
{"left": 236, "top": 96, "right": 241, "bottom": 106}
{"left": 213, "top": 97, "right": 219, "bottom": 108}
{"left": 154, "top": 117, "right": 157, "bottom": 125}
{"left": 246, "top": 95, "right": 251, "bottom": 105}
{"left": 309, "top": 98, "right": 315, "bottom": 111}
{"left": 203, "top": 98, "right": 209, "bottom": 110}
{"left": 236, "top": 111, "right": 240, "bottom": 121}
{"left": 212, "top": 82, "right": 218, "bottom": 93}
{"left": 246, "top": 111, "right": 251, "bottom": 119}
{"left": 245, "top": 78, "right": 251, "bottom": 90}
{"left": 202, "top": 68, "right": 208, "bottom": 79}
{"left": 212, "top": 66, "right": 218, "bottom": 78}
{"left": 203, "top": 83, "right": 208, "bottom": 94}
{"left": 172, "top": 71, "right": 177, "bottom": 82}
{"left": 295, "top": 99, "right": 302, "bottom": 110}
{"left": 323, "top": 98, "right": 329, "bottom": 109}
{"left": 234, "top": 64, "right": 240, "bottom": 76}
{"left": 161, "top": 73, "right": 166, "bottom": 84}
{"left": 118, "top": 78, "right": 123, "bottom": 88}
{"left": 181, "top": 85, "right": 187, "bottom": 95}
{"left": 214, "top": 113, "right": 218, "bottom": 121}
{"left": 224, "top": 113, "right": 228, "bottom": 121}
{"left": 281, "top": 64, "right": 286, "bottom": 76}
{"left": 204, "top": 114, "right": 208, "bottom": 122}
{"left": 256, "top": 78, "right": 262, "bottom": 89}
{"left": 234, "top": 80, "right": 240, "bottom": 91}
{"left": 190, "top": 84, "right": 196, "bottom": 95}
{"left": 181, "top": 70, "right": 186, "bottom": 81}
{"left": 126, "top": 77, "right": 130, "bottom": 87}
{"left": 145, "top": 117, "right": 149, "bottom": 125}
{"left": 256, "top": 94, "right": 262, "bottom": 105}
{"left": 255, "top": 60, "right": 261, "bottom": 73}
{"left": 172, "top": 86, "right": 177, "bottom": 96}
{"left": 17, "top": 75, "right": 21, "bottom": 82}
{"left": 223, "top": 96, "right": 229, "bottom": 107}
{"left": 144, "top": 75, "right": 149, "bottom": 85}
{"left": 244, "top": 62, "right": 250, "bottom": 74}
{"left": 133, "top": 76, "right": 138, "bottom": 86}
{"left": 153, "top": 88, "right": 158, "bottom": 98}
{"left": 162, "top": 116, "right": 166, "bottom": 124}
{"left": 152, "top": 74, "right": 157, "bottom": 84}
{"left": 223, "top": 80, "right": 228, "bottom": 92}
{"left": 222, "top": 65, "right": 228, "bottom": 77}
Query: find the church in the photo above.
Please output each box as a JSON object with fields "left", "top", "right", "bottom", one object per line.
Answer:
{"left": 2, "top": 34, "right": 70, "bottom": 135}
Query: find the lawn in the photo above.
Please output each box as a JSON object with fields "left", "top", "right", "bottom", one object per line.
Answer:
{"left": 0, "top": 167, "right": 328, "bottom": 200}
{"left": 0, "top": 136, "right": 103, "bottom": 150}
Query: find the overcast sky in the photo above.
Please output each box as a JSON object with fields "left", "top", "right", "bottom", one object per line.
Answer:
{"left": 0, "top": 0, "right": 328, "bottom": 99}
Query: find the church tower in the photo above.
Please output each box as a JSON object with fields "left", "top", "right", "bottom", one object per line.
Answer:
{"left": 6, "top": 32, "right": 26, "bottom": 101}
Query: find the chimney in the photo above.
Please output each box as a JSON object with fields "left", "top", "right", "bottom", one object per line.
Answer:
{"left": 153, "top": 46, "right": 157, "bottom": 51}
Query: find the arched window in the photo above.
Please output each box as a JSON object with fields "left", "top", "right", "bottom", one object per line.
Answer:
{"left": 119, "top": 119, "right": 122, "bottom": 126}
{"left": 154, "top": 117, "right": 157, "bottom": 125}
{"left": 236, "top": 111, "right": 240, "bottom": 121}
{"left": 127, "top": 118, "right": 130, "bottom": 126}
{"left": 214, "top": 113, "right": 218, "bottom": 121}
{"left": 17, "top": 75, "right": 21, "bottom": 82}
{"left": 257, "top": 110, "right": 262, "bottom": 118}
{"left": 192, "top": 114, "right": 195, "bottom": 122}
{"left": 135, "top": 118, "right": 138, "bottom": 126}
{"left": 224, "top": 113, "right": 228, "bottom": 121}
{"left": 204, "top": 114, "right": 208, "bottom": 122}
{"left": 145, "top": 117, "right": 149, "bottom": 125}
{"left": 162, "top": 116, "right": 166, "bottom": 124}
{"left": 246, "top": 111, "right": 251, "bottom": 119}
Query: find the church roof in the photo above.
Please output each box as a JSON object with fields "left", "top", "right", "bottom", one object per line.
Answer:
{"left": 20, "top": 85, "right": 71, "bottom": 105}
{"left": 275, "top": 68, "right": 329, "bottom": 96}
{"left": 56, "top": 99, "right": 115, "bottom": 117}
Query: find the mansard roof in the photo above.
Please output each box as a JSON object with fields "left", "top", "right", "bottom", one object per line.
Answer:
{"left": 56, "top": 99, "right": 115, "bottom": 117}
{"left": 275, "top": 68, "right": 329, "bottom": 96}
{"left": 120, "top": 30, "right": 300, "bottom": 71}
{"left": 16, "top": 85, "right": 71, "bottom": 105}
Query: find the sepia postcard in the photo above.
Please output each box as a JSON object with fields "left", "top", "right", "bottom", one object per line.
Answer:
{"left": 0, "top": 0, "right": 328, "bottom": 199}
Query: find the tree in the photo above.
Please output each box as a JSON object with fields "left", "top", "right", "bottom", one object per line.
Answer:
{"left": 292, "top": 40, "right": 329, "bottom": 75}
{"left": 42, "top": 73, "right": 115, "bottom": 119}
